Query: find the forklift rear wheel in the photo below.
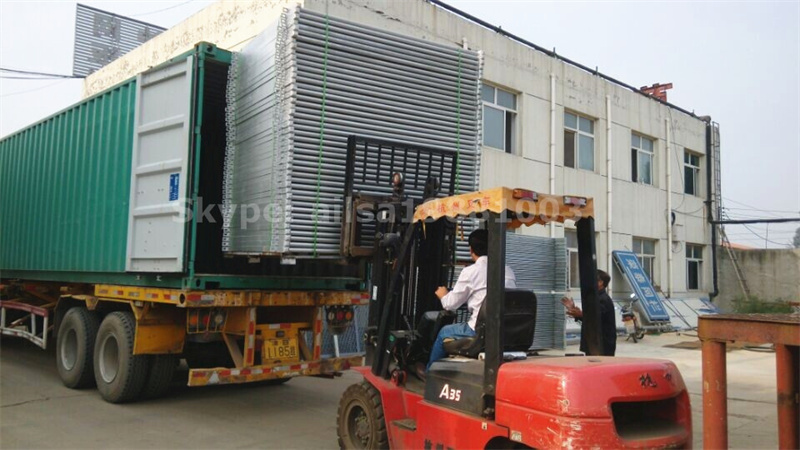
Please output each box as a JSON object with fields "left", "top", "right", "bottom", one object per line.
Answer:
{"left": 93, "top": 312, "right": 150, "bottom": 403}
{"left": 337, "top": 381, "right": 388, "bottom": 449}
{"left": 56, "top": 307, "right": 99, "bottom": 389}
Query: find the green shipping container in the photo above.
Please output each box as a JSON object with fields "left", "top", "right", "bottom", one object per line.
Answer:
{"left": 0, "top": 43, "right": 362, "bottom": 291}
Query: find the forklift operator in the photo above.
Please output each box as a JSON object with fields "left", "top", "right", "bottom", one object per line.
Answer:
{"left": 427, "top": 229, "right": 517, "bottom": 371}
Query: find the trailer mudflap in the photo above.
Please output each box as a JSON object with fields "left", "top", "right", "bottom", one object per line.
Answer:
{"left": 187, "top": 355, "right": 363, "bottom": 386}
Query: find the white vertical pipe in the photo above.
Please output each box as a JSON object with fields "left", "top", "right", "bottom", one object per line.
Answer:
{"left": 665, "top": 118, "right": 673, "bottom": 298}
{"left": 549, "top": 73, "right": 556, "bottom": 238}
{"left": 606, "top": 95, "right": 613, "bottom": 296}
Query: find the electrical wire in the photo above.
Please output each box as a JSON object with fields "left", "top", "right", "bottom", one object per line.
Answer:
{"left": 0, "top": 68, "right": 81, "bottom": 79}
{"left": 725, "top": 206, "right": 800, "bottom": 215}
{"left": 725, "top": 231, "right": 795, "bottom": 236}
{"left": 1, "top": 76, "right": 73, "bottom": 80}
{"left": 723, "top": 197, "right": 796, "bottom": 219}
{"left": 0, "top": 79, "right": 70, "bottom": 98}
{"left": 130, "top": 0, "right": 197, "bottom": 17}
{"left": 666, "top": 109, "right": 687, "bottom": 211}
{"left": 674, "top": 204, "right": 705, "bottom": 217}
{"left": 741, "top": 223, "right": 793, "bottom": 247}
{"left": 722, "top": 210, "right": 778, "bottom": 220}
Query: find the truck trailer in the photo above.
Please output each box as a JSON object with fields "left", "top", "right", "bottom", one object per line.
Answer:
{"left": 0, "top": 6, "right": 484, "bottom": 404}
{"left": 0, "top": 43, "right": 369, "bottom": 403}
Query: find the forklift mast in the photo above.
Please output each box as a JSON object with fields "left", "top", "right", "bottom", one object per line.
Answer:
{"left": 340, "top": 136, "right": 461, "bottom": 376}
{"left": 342, "top": 134, "right": 605, "bottom": 410}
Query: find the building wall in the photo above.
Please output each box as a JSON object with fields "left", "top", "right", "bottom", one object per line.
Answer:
{"left": 83, "top": 0, "right": 299, "bottom": 97}
{"left": 85, "top": 0, "right": 716, "bottom": 298}
{"left": 717, "top": 248, "right": 800, "bottom": 312}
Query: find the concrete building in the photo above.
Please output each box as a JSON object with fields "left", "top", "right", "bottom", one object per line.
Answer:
{"left": 84, "top": 0, "right": 719, "bottom": 300}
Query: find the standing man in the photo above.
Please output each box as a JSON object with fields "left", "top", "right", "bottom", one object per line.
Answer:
{"left": 561, "top": 270, "right": 617, "bottom": 356}
{"left": 426, "top": 229, "right": 517, "bottom": 371}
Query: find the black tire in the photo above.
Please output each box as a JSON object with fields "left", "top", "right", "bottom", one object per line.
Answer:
{"left": 56, "top": 307, "right": 99, "bottom": 389}
{"left": 141, "top": 354, "right": 177, "bottom": 399}
{"left": 337, "top": 381, "right": 388, "bottom": 450}
{"left": 93, "top": 312, "right": 149, "bottom": 403}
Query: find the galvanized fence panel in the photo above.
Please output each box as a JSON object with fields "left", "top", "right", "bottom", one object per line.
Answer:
{"left": 451, "top": 234, "right": 567, "bottom": 350}
{"left": 224, "top": 7, "right": 482, "bottom": 258}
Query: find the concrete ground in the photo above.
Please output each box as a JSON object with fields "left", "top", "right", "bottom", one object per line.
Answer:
{"left": 1, "top": 332, "right": 780, "bottom": 449}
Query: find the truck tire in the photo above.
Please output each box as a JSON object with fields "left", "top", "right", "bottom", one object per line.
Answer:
{"left": 142, "top": 354, "right": 177, "bottom": 399}
{"left": 337, "top": 381, "right": 388, "bottom": 450}
{"left": 93, "top": 312, "right": 149, "bottom": 403}
{"left": 56, "top": 307, "right": 99, "bottom": 389}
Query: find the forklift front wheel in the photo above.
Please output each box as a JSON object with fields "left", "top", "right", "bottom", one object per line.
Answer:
{"left": 337, "top": 381, "right": 388, "bottom": 450}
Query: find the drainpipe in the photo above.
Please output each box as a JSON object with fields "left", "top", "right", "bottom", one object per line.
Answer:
{"left": 606, "top": 95, "right": 613, "bottom": 295}
{"left": 704, "top": 119, "right": 719, "bottom": 298}
{"left": 550, "top": 73, "right": 556, "bottom": 238}
{"left": 665, "top": 118, "right": 673, "bottom": 298}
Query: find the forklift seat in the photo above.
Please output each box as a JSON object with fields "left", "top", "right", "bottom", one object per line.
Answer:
{"left": 442, "top": 289, "right": 537, "bottom": 359}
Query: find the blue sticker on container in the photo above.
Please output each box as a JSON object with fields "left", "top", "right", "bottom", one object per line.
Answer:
{"left": 169, "top": 173, "right": 180, "bottom": 201}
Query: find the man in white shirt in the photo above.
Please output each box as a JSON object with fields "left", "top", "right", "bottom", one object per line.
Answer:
{"left": 426, "top": 229, "right": 517, "bottom": 371}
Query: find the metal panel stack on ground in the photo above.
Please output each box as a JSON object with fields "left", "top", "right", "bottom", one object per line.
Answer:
{"left": 505, "top": 234, "right": 567, "bottom": 350}
{"left": 223, "top": 7, "right": 482, "bottom": 257}
{"left": 453, "top": 234, "right": 567, "bottom": 350}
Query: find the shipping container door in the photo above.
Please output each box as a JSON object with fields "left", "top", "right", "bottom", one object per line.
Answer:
{"left": 125, "top": 56, "right": 194, "bottom": 272}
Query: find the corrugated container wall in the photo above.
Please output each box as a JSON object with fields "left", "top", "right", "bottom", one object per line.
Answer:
{"left": 1, "top": 44, "right": 364, "bottom": 291}
{"left": 0, "top": 81, "right": 136, "bottom": 273}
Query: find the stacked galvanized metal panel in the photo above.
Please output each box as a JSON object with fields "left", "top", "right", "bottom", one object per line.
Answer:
{"left": 452, "top": 234, "right": 567, "bottom": 350}
{"left": 505, "top": 234, "right": 568, "bottom": 350}
{"left": 223, "top": 7, "right": 482, "bottom": 257}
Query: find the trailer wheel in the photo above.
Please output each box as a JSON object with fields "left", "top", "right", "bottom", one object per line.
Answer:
{"left": 141, "top": 354, "right": 177, "bottom": 399}
{"left": 93, "top": 312, "right": 149, "bottom": 403}
{"left": 337, "top": 381, "right": 388, "bottom": 450}
{"left": 56, "top": 307, "right": 99, "bottom": 389}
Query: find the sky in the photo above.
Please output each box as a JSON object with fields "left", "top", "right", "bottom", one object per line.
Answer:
{"left": 1, "top": 0, "right": 798, "bottom": 248}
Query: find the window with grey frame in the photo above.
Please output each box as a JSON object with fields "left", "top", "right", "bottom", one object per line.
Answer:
{"left": 686, "top": 244, "right": 703, "bottom": 290}
{"left": 566, "top": 230, "right": 580, "bottom": 289}
{"left": 632, "top": 237, "right": 657, "bottom": 284}
{"left": 684, "top": 151, "right": 701, "bottom": 196}
{"left": 481, "top": 84, "right": 516, "bottom": 154}
{"left": 631, "top": 134, "right": 654, "bottom": 185}
{"left": 564, "top": 112, "right": 595, "bottom": 171}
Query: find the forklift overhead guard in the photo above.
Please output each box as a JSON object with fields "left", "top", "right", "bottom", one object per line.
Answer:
{"left": 412, "top": 187, "right": 594, "bottom": 228}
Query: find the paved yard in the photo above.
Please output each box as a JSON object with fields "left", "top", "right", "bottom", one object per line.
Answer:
{"left": 1, "top": 332, "right": 780, "bottom": 448}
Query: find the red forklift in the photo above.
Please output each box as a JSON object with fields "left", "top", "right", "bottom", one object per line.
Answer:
{"left": 336, "top": 137, "right": 692, "bottom": 449}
